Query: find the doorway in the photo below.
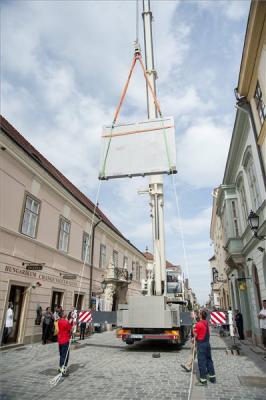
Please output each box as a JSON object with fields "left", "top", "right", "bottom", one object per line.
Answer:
{"left": 51, "top": 290, "right": 63, "bottom": 312}
{"left": 6, "top": 285, "right": 26, "bottom": 344}
{"left": 73, "top": 293, "right": 84, "bottom": 311}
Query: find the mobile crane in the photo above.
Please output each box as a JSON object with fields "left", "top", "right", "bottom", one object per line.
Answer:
{"left": 117, "top": 0, "right": 189, "bottom": 346}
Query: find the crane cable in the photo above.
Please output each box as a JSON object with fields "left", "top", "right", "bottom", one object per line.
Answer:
{"left": 136, "top": 0, "right": 139, "bottom": 44}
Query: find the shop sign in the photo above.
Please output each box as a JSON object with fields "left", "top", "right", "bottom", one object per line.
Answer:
{"left": 61, "top": 274, "right": 77, "bottom": 280}
{"left": 26, "top": 264, "right": 43, "bottom": 271}
{"left": 4, "top": 265, "right": 78, "bottom": 287}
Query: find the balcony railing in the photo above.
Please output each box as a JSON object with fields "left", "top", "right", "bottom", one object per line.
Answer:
{"left": 106, "top": 265, "right": 129, "bottom": 281}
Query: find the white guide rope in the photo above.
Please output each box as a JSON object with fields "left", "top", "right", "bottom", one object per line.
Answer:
{"left": 187, "top": 339, "right": 196, "bottom": 400}
{"left": 170, "top": 173, "right": 190, "bottom": 281}
{"left": 49, "top": 180, "right": 102, "bottom": 387}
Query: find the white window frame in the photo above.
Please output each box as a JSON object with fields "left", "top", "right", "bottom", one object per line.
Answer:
{"left": 99, "top": 244, "right": 106, "bottom": 269}
{"left": 132, "top": 261, "right": 136, "bottom": 280}
{"left": 136, "top": 262, "right": 140, "bottom": 281}
{"left": 113, "top": 250, "right": 118, "bottom": 268}
{"left": 58, "top": 216, "right": 70, "bottom": 253}
{"left": 123, "top": 256, "right": 128, "bottom": 269}
{"left": 231, "top": 200, "right": 240, "bottom": 238}
{"left": 21, "top": 194, "right": 40, "bottom": 238}
{"left": 82, "top": 232, "right": 91, "bottom": 264}
{"left": 236, "top": 175, "right": 249, "bottom": 232}
{"left": 245, "top": 156, "right": 261, "bottom": 211}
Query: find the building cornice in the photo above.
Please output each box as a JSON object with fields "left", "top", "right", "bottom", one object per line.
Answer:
{"left": 238, "top": 1, "right": 266, "bottom": 98}
{"left": 222, "top": 110, "right": 249, "bottom": 185}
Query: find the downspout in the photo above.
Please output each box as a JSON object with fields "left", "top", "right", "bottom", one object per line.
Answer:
{"left": 88, "top": 218, "right": 102, "bottom": 308}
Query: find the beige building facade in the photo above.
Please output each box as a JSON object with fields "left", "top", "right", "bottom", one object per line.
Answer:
{"left": 209, "top": 0, "right": 266, "bottom": 346}
{"left": 209, "top": 189, "right": 230, "bottom": 311}
{"left": 0, "top": 116, "right": 146, "bottom": 345}
{"left": 237, "top": 0, "right": 266, "bottom": 171}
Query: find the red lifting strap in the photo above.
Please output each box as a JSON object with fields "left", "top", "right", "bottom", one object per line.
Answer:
{"left": 112, "top": 52, "right": 162, "bottom": 126}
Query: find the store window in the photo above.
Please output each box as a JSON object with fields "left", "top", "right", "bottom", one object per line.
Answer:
{"left": 58, "top": 217, "right": 70, "bottom": 252}
{"left": 99, "top": 244, "right": 106, "bottom": 269}
{"left": 82, "top": 233, "right": 90, "bottom": 264}
{"left": 21, "top": 194, "right": 40, "bottom": 238}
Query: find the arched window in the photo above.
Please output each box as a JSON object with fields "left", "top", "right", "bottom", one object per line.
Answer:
{"left": 242, "top": 147, "right": 261, "bottom": 211}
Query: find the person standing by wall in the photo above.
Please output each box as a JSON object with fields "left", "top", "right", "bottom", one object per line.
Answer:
{"left": 42, "top": 307, "right": 54, "bottom": 345}
{"left": 58, "top": 311, "right": 72, "bottom": 376}
{"left": 258, "top": 299, "right": 266, "bottom": 359}
{"left": 1, "top": 303, "right": 14, "bottom": 345}
{"left": 79, "top": 309, "right": 86, "bottom": 340}
{"left": 194, "top": 309, "right": 216, "bottom": 386}
{"left": 235, "top": 310, "right": 245, "bottom": 340}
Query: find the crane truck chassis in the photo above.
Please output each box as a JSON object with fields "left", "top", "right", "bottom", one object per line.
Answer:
{"left": 117, "top": 295, "right": 190, "bottom": 345}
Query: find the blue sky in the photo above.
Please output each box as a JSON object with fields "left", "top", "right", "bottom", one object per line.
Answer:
{"left": 1, "top": 0, "right": 250, "bottom": 304}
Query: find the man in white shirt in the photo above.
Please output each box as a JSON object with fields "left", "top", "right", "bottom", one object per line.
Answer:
{"left": 2, "top": 303, "right": 14, "bottom": 345}
{"left": 258, "top": 299, "right": 266, "bottom": 359}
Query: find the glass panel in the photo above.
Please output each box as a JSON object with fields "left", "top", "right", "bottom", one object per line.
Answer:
{"left": 21, "top": 209, "right": 31, "bottom": 235}
{"left": 31, "top": 200, "right": 39, "bottom": 214}
{"left": 25, "top": 197, "right": 33, "bottom": 210}
{"left": 99, "top": 116, "right": 177, "bottom": 179}
{"left": 28, "top": 213, "right": 37, "bottom": 237}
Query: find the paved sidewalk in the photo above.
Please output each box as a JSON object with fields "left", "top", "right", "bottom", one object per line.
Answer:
{"left": 0, "top": 329, "right": 265, "bottom": 400}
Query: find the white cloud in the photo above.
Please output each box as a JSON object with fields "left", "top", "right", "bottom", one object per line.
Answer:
{"left": 177, "top": 119, "right": 231, "bottom": 188}
{"left": 196, "top": 0, "right": 250, "bottom": 21}
{"left": 161, "top": 86, "right": 215, "bottom": 118}
{"left": 223, "top": 1, "right": 250, "bottom": 21}
{"left": 167, "top": 206, "right": 212, "bottom": 237}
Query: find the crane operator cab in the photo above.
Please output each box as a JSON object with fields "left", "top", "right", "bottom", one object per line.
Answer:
{"left": 166, "top": 270, "right": 185, "bottom": 303}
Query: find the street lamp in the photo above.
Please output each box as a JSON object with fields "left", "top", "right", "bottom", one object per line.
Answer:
{"left": 247, "top": 210, "right": 266, "bottom": 240}
{"left": 101, "top": 280, "right": 107, "bottom": 291}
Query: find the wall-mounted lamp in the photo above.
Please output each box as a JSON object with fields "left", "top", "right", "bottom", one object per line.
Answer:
{"left": 246, "top": 258, "right": 253, "bottom": 262}
{"left": 248, "top": 210, "right": 266, "bottom": 240}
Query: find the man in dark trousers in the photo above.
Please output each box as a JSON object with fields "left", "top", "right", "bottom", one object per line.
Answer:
{"left": 194, "top": 309, "right": 216, "bottom": 386}
{"left": 235, "top": 310, "right": 245, "bottom": 340}
{"left": 58, "top": 311, "right": 72, "bottom": 376}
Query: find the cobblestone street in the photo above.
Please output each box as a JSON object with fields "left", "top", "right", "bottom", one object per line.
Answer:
{"left": 0, "top": 329, "right": 265, "bottom": 400}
